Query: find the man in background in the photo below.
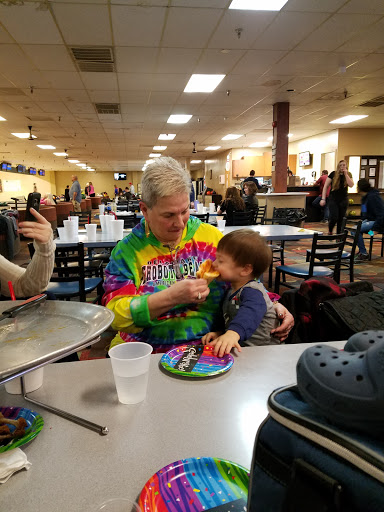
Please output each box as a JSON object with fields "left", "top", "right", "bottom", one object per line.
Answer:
{"left": 244, "top": 170, "right": 262, "bottom": 190}
{"left": 129, "top": 182, "right": 135, "bottom": 195}
{"left": 69, "top": 174, "right": 81, "bottom": 212}
{"left": 313, "top": 170, "right": 330, "bottom": 222}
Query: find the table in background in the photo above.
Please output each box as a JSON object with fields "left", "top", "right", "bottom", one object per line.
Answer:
{"left": 223, "top": 224, "right": 320, "bottom": 241}
{"left": 54, "top": 228, "right": 132, "bottom": 248}
{"left": 0, "top": 342, "right": 343, "bottom": 512}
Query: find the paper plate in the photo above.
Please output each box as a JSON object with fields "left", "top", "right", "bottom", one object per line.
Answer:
{"left": 160, "top": 345, "right": 234, "bottom": 378}
{"left": 138, "top": 457, "right": 249, "bottom": 512}
{"left": 0, "top": 406, "right": 44, "bottom": 453}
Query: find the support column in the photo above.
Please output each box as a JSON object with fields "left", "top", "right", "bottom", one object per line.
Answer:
{"left": 271, "top": 102, "right": 289, "bottom": 193}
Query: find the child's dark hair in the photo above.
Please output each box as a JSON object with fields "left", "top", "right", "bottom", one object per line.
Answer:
{"left": 217, "top": 229, "right": 272, "bottom": 278}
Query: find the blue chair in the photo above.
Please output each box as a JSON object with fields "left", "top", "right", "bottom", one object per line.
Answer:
{"left": 274, "top": 232, "right": 347, "bottom": 294}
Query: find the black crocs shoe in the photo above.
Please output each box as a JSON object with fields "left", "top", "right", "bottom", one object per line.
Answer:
{"left": 344, "top": 331, "right": 384, "bottom": 352}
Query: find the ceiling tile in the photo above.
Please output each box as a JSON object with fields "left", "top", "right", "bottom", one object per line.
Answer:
{"left": 157, "top": 48, "right": 201, "bottom": 73}
{"left": 115, "top": 47, "right": 159, "bottom": 73}
{"left": 43, "top": 71, "right": 84, "bottom": 89}
{"left": 0, "top": 26, "right": 14, "bottom": 44}
{"left": 282, "top": 0, "right": 347, "bottom": 12}
{"left": 21, "top": 45, "right": 76, "bottom": 72}
{"left": 57, "top": 90, "right": 90, "bottom": 102}
{"left": 336, "top": 18, "right": 384, "bottom": 53}
{"left": 111, "top": 6, "right": 166, "bottom": 46}
{"left": 194, "top": 49, "right": 246, "bottom": 74}
{"left": 171, "top": 0, "right": 228, "bottom": 6}
{"left": 339, "top": 0, "right": 384, "bottom": 14}
{"left": 52, "top": 4, "right": 112, "bottom": 46}
{"left": 231, "top": 50, "right": 287, "bottom": 76}
{"left": 80, "top": 72, "right": 118, "bottom": 91}
{"left": 119, "top": 90, "right": 150, "bottom": 103}
{"left": 88, "top": 90, "right": 120, "bottom": 103}
{"left": 151, "top": 74, "right": 190, "bottom": 91}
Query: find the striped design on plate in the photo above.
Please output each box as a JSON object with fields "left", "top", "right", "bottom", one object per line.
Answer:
{"left": 0, "top": 406, "right": 44, "bottom": 453}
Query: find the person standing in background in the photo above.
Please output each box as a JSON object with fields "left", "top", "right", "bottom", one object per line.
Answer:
{"left": 69, "top": 174, "right": 82, "bottom": 212}
{"left": 243, "top": 170, "right": 261, "bottom": 190}
{"left": 129, "top": 182, "right": 135, "bottom": 195}
{"left": 84, "top": 183, "right": 89, "bottom": 196}
{"left": 313, "top": 170, "right": 330, "bottom": 222}
{"left": 64, "top": 185, "right": 70, "bottom": 202}
{"left": 88, "top": 181, "right": 95, "bottom": 197}
{"left": 320, "top": 160, "right": 354, "bottom": 235}
{"left": 114, "top": 184, "right": 118, "bottom": 196}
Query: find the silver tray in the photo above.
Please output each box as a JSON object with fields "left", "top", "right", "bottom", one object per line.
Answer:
{"left": 0, "top": 301, "right": 114, "bottom": 379}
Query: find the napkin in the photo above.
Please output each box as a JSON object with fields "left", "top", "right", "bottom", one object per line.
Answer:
{"left": 0, "top": 448, "right": 32, "bottom": 483}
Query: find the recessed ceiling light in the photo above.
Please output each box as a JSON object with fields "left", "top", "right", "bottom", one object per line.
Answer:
{"left": 158, "top": 134, "right": 176, "bottom": 140}
{"left": 191, "top": 160, "right": 202, "bottom": 163}
{"left": 329, "top": 115, "right": 368, "bottom": 124}
{"left": 167, "top": 115, "right": 192, "bottom": 124}
{"left": 153, "top": 146, "right": 167, "bottom": 150}
{"left": 222, "top": 134, "right": 242, "bottom": 140}
{"left": 184, "top": 74, "right": 226, "bottom": 93}
{"left": 149, "top": 153, "right": 161, "bottom": 158}
{"left": 76, "top": 163, "right": 85, "bottom": 167}
{"left": 37, "top": 145, "right": 56, "bottom": 150}
{"left": 53, "top": 152, "right": 67, "bottom": 156}
{"left": 229, "top": 0, "right": 288, "bottom": 11}
{"left": 68, "top": 159, "right": 79, "bottom": 163}
{"left": 249, "top": 142, "right": 270, "bottom": 147}
{"left": 12, "top": 133, "right": 36, "bottom": 139}
{"left": 0, "top": 116, "right": 6, "bottom": 121}
{"left": 205, "top": 146, "right": 221, "bottom": 150}
{"left": 220, "top": 49, "right": 230, "bottom": 54}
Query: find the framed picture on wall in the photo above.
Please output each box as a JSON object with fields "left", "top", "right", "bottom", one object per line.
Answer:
{"left": 361, "top": 158, "right": 368, "bottom": 166}
{"left": 369, "top": 159, "right": 377, "bottom": 165}
{"left": 369, "top": 168, "right": 376, "bottom": 177}
{"left": 369, "top": 178, "right": 375, "bottom": 187}
{"left": 360, "top": 169, "right": 365, "bottom": 178}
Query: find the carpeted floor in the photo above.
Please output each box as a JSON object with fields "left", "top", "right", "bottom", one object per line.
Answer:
{"left": 11, "top": 221, "right": 384, "bottom": 360}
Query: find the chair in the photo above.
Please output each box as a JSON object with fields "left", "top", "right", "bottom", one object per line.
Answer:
{"left": 69, "top": 210, "right": 92, "bottom": 227}
{"left": 274, "top": 232, "right": 347, "bottom": 294}
{"left": 306, "top": 219, "right": 362, "bottom": 282}
{"left": 193, "top": 213, "right": 210, "bottom": 223}
{"left": 266, "top": 208, "right": 288, "bottom": 288}
{"left": 232, "top": 211, "right": 253, "bottom": 226}
{"left": 29, "top": 242, "right": 104, "bottom": 302}
{"left": 254, "top": 205, "right": 266, "bottom": 225}
{"left": 365, "top": 229, "right": 384, "bottom": 260}
{"left": 123, "top": 214, "right": 140, "bottom": 229}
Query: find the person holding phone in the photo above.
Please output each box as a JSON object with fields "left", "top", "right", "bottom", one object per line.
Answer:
{"left": 0, "top": 208, "right": 55, "bottom": 298}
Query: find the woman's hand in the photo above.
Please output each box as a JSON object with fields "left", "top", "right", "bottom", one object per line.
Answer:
{"left": 320, "top": 199, "right": 326, "bottom": 206}
{"left": 18, "top": 208, "right": 52, "bottom": 244}
{"left": 168, "top": 278, "right": 210, "bottom": 305}
{"left": 271, "top": 303, "right": 294, "bottom": 342}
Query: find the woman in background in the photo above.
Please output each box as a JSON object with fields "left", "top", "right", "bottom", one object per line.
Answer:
{"left": 217, "top": 187, "right": 245, "bottom": 226}
{"left": 88, "top": 182, "right": 95, "bottom": 197}
{"left": 243, "top": 181, "right": 259, "bottom": 211}
{"left": 320, "top": 160, "right": 354, "bottom": 234}
{"left": 64, "top": 185, "right": 70, "bottom": 202}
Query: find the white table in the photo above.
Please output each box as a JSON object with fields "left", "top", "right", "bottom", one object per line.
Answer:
{"left": 222, "top": 224, "right": 320, "bottom": 241}
{"left": 0, "top": 342, "right": 344, "bottom": 511}
{"left": 55, "top": 229, "right": 132, "bottom": 248}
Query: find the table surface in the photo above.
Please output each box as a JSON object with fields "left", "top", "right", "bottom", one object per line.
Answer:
{"left": 0, "top": 342, "right": 343, "bottom": 511}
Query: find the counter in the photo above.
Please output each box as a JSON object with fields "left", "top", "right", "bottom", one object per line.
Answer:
{"left": 256, "top": 192, "right": 308, "bottom": 218}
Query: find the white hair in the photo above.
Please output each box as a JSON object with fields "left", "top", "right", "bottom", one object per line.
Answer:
{"left": 141, "top": 156, "right": 191, "bottom": 208}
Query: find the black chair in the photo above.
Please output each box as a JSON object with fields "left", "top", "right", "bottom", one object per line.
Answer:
{"left": 232, "top": 211, "right": 253, "bottom": 226}
{"left": 365, "top": 229, "right": 384, "bottom": 260}
{"left": 266, "top": 208, "right": 288, "bottom": 288}
{"left": 122, "top": 213, "right": 140, "bottom": 229}
{"left": 194, "top": 213, "right": 210, "bottom": 223}
{"left": 274, "top": 232, "right": 347, "bottom": 294}
{"left": 30, "top": 242, "right": 104, "bottom": 303}
{"left": 254, "top": 205, "right": 267, "bottom": 225}
{"left": 69, "top": 210, "right": 92, "bottom": 227}
{"left": 306, "top": 219, "right": 362, "bottom": 282}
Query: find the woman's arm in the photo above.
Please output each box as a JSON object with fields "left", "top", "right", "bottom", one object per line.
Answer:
{"left": 320, "top": 177, "right": 332, "bottom": 204}
{"left": 345, "top": 171, "right": 354, "bottom": 188}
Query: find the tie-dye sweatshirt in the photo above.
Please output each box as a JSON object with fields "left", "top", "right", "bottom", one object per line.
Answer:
{"left": 103, "top": 217, "right": 226, "bottom": 350}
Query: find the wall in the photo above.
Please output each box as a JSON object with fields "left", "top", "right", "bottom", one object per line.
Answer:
{"left": 54, "top": 170, "right": 143, "bottom": 197}
{"left": 204, "top": 149, "right": 231, "bottom": 198}
{"left": 288, "top": 130, "right": 339, "bottom": 182}
{"left": 0, "top": 170, "right": 56, "bottom": 202}
{"left": 338, "top": 128, "right": 384, "bottom": 160}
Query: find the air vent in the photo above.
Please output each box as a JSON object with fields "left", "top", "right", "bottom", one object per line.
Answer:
{"left": 318, "top": 92, "right": 346, "bottom": 101}
{"left": 71, "top": 47, "right": 115, "bottom": 73}
{"left": 95, "top": 103, "right": 121, "bottom": 115}
{"left": 359, "top": 95, "right": 384, "bottom": 107}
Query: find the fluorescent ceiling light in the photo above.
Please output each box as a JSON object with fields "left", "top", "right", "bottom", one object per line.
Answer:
{"left": 205, "top": 160, "right": 214, "bottom": 163}
{"left": 288, "top": 133, "right": 293, "bottom": 137}
{"left": 184, "top": 74, "right": 226, "bottom": 93}
{"left": 68, "top": 159, "right": 79, "bottom": 164}
{"left": 12, "top": 133, "right": 36, "bottom": 139}
{"left": 87, "top": 168, "right": 95, "bottom": 171}
{"left": 158, "top": 134, "right": 176, "bottom": 140}
{"left": 205, "top": 146, "right": 221, "bottom": 150}
{"left": 229, "top": 0, "right": 288, "bottom": 11}
{"left": 149, "top": 153, "right": 161, "bottom": 158}
{"left": 191, "top": 160, "right": 202, "bottom": 164}
{"left": 53, "top": 152, "right": 67, "bottom": 156}
{"left": 249, "top": 142, "right": 270, "bottom": 147}
{"left": 146, "top": 159, "right": 154, "bottom": 165}
{"left": 167, "top": 114, "right": 192, "bottom": 124}
{"left": 76, "top": 163, "right": 85, "bottom": 167}
{"left": 37, "top": 145, "right": 56, "bottom": 149}
{"left": 153, "top": 146, "right": 167, "bottom": 150}
{"left": 329, "top": 115, "right": 368, "bottom": 124}
{"left": 222, "top": 134, "right": 242, "bottom": 140}
{"left": 0, "top": 116, "right": 6, "bottom": 121}
{"left": 267, "top": 136, "right": 273, "bottom": 141}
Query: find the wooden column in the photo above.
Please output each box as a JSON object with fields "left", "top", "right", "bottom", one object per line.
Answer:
{"left": 271, "top": 102, "right": 289, "bottom": 193}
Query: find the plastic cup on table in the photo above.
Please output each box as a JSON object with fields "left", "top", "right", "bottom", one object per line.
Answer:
{"left": 209, "top": 203, "right": 216, "bottom": 213}
{"left": 112, "top": 219, "right": 124, "bottom": 241}
{"left": 68, "top": 215, "right": 79, "bottom": 229}
{"left": 197, "top": 203, "right": 204, "bottom": 214}
{"left": 57, "top": 227, "right": 68, "bottom": 241}
{"left": 5, "top": 368, "right": 44, "bottom": 394}
{"left": 96, "top": 498, "right": 141, "bottom": 511}
{"left": 99, "top": 204, "right": 105, "bottom": 215}
{"left": 108, "top": 342, "right": 153, "bottom": 404}
{"left": 217, "top": 219, "right": 226, "bottom": 231}
{"left": 63, "top": 220, "right": 78, "bottom": 239}
{"left": 85, "top": 223, "right": 97, "bottom": 241}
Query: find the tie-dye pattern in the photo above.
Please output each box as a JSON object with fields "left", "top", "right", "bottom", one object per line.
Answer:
{"left": 103, "top": 217, "right": 226, "bottom": 349}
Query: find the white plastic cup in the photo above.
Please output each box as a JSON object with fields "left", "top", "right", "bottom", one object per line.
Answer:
{"left": 209, "top": 203, "right": 215, "bottom": 213}
{"left": 197, "top": 203, "right": 204, "bottom": 214}
{"left": 5, "top": 368, "right": 44, "bottom": 394}
{"left": 217, "top": 219, "right": 226, "bottom": 231}
{"left": 100, "top": 214, "right": 113, "bottom": 233}
{"left": 63, "top": 220, "right": 78, "bottom": 239}
{"left": 112, "top": 219, "right": 124, "bottom": 241}
{"left": 57, "top": 227, "right": 68, "bottom": 241}
{"left": 109, "top": 342, "right": 153, "bottom": 404}
{"left": 99, "top": 204, "right": 105, "bottom": 215}
{"left": 68, "top": 216, "right": 79, "bottom": 229}
{"left": 85, "top": 223, "right": 97, "bottom": 241}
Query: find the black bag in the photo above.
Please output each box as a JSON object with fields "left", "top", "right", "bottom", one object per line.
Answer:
{"left": 320, "top": 291, "right": 384, "bottom": 340}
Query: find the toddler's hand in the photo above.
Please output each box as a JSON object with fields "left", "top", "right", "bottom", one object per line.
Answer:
{"left": 201, "top": 331, "right": 221, "bottom": 345}
{"left": 209, "top": 330, "right": 242, "bottom": 358}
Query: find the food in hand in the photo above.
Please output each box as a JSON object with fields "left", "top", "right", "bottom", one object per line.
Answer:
{"left": 196, "top": 259, "right": 220, "bottom": 284}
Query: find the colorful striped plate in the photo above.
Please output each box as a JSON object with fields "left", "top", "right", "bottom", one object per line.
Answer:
{"left": 0, "top": 406, "right": 44, "bottom": 453}
{"left": 160, "top": 345, "right": 234, "bottom": 378}
{"left": 138, "top": 457, "right": 249, "bottom": 512}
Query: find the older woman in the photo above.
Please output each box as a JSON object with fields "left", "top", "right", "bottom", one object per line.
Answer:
{"left": 243, "top": 181, "right": 259, "bottom": 211}
{"left": 0, "top": 208, "right": 55, "bottom": 298}
{"left": 103, "top": 157, "right": 293, "bottom": 352}
{"left": 217, "top": 187, "right": 245, "bottom": 226}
